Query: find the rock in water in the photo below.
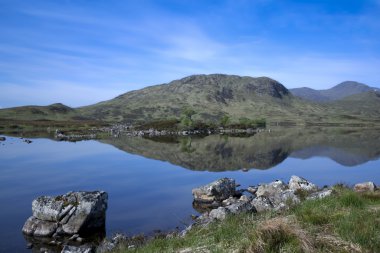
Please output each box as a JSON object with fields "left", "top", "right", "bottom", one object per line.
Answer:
{"left": 61, "top": 245, "right": 94, "bottom": 253}
{"left": 289, "top": 175, "right": 318, "bottom": 192}
{"left": 0, "top": 137, "right": 6, "bottom": 141}
{"left": 22, "top": 191, "right": 108, "bottom": 238}
{"left": 354, "top": 182, "right": 376, "bottom": 192}
{"left": 192, "top": 178, "right": 236, "bottom": 203}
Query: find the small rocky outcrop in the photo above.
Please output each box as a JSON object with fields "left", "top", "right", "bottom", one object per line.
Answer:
{"left": 190, "top": 175, "right": 331, "bottom": 226}
{"left": 22, "top": 191, "right": 107, "bottom": 252}
{"left": 192, "top": 178, "right": 236, "bottom": 203}
{"left": 289, "top": 175, "right": 318, "bottom": 192}
{"left": 354, "top": 182, "right": 376, "bottom": 192}
{"left": 0, "top": 137, "right": 6, "bottom": 141}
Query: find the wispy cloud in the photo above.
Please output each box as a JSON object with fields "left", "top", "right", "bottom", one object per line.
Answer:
{"left": 0, "top": 0, "right": 379, "bottom": 107}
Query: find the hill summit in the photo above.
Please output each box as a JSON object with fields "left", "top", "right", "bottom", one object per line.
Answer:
{"left": 290, "top": 81, "right": 379, "bottom": 102}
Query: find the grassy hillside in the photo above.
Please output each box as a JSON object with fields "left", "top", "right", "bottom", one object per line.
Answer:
{"left": 78, "top": 74, "right": 326, "bottom": 124}
{"left": 0, "top": 103, "right": 83, "bottom": 121}
{"left": 0, "top": 75, "right": 379, "bottom": 126}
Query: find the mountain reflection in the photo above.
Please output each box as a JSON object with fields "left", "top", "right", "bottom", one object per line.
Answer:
{"left": 100, "top": 127, "right": 380, "bottom": 171}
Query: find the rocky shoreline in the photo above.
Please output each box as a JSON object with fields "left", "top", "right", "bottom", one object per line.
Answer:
{"left": 53, "top": 124, "right": 267, "bottom": 141}
{"left": 21, "top": 176, "right": 377, "bottom": 253}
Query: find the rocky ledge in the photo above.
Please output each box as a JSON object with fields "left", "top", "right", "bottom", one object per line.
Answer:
{"left": 189, "top": 176, "right": 377, "bottom": 229}
{"left": 22, "top": 191, "right": 107, "bottom": 252}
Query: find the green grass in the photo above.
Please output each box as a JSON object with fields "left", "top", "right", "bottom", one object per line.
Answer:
{"left": 111, "top": 187, "right": 380, "bottom": 253}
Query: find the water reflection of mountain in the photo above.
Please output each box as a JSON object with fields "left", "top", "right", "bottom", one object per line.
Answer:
{"left": 100, "top": 128, "right": 380, "bottom": 171}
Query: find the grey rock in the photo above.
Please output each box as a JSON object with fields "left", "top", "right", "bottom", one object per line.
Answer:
{"left": 209, "top": 207, "right": 229, "bottom": 220}
{"left": 255, "top": 180, "right": 299, "bottom": 210}
{"left": 251, "top": 196, "right": 274, "bottom": 212}
{"left": 23, "top": 191, "right": 108, "bottom": 238}
{"left": 0, "top": 137, "right": 6, "bottom": 141}
{"left": 289, "top": 175, "right": 318, "bottom": 192}
{"left": 69, "top": 234, "right": 79, "bottom": 241}
{"left": 354, "top": 182, "right": 376, "bottom": 192}
{"left": 61, "top": 191, "right": 108, "bottom": 234}
{"left": 247, "top": 186, "right": 257, "bottom": 195}
{"left": 272, "top": 189, "right": 300, "bottom": 210}
{"left": 307, "top": 189, "right": 333, "bottom": 200}
{"left": 61, "top": 245, "right": 94, "bottom": 253}
{"left": 256, "top": 180, "right": 288, "bottom": 198}
{"left": 239, "top": 195, "right": 250, "bottom": 202}
{"left": 32, "top": 196, "right": 64, "bottom": 222}
{"left": 192, "top": 178, "right": 236, "bottom": 203}
{"left": 225, "top": 200, "right": 253, "bottom": 214}
{"left": 222, "top": 196, "right": 239, "bottom": 206}
{"left": 22, "top": 216, "right": 58, "bottom": 237}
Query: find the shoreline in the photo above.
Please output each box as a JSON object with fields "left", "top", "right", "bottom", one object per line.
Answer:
{"left": 22, "top": 176, "right": 379, "bottom": 253}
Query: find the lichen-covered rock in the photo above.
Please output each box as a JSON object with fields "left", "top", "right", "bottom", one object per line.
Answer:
{"left": 22, "top": 191, "right": 108, "bottom": 238}
{"left": 209, "top": 207, "right": 229, "bottom": 220}
{"left": 225, "top": 200, "right": 253, "bottom": 214}
{"left": 289, "top": 175, "right": 318, "bottom": 192}
{"left": 354, "top": 182, "right": 376, "bottom": 192}
{"left": 61, "top": 191, "right": 108, "bottom": 234}
{"left": 22, "top": 216, "right": 58, "bottom": 237}
{"left": 255, "top": 180, "right": 300, "bottom": 210}
{"left": 256, "top": 180, "right": 288, "bottom": 198}
{"left": 272, "top": 189, "right": 300, "bottom": 210}
{"left": 192, "top": 178, "right": 236, "bottom": 203}
{"left": 307, "top": 189, "right": 333, "bottom": 200}
{"left": 251, "top": 196, "right": 273, "bottom": 212}
{"left": 32, "top": 196, "right": 65, "bottom": 222}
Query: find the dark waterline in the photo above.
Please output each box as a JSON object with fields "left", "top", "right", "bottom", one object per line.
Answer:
{"left": 0, "top": 129, "right": 380, "bottom": 252}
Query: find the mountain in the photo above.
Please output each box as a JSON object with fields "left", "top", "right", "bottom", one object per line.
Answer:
{"left": 0, "top": 74, "right": 379, "bottom": 125}
{"left": 0, "top": 103, "right": 81, "bottom": 121}
{"left": 77, "top": 74, "right": 322, "bottom": 123}
{"left": 290, "top": 81, "right": 379, "bottom": 102}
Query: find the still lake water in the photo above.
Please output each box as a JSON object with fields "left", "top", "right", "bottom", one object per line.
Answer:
{"left": 0, "top": 127, "right": 380, "bottom": 252}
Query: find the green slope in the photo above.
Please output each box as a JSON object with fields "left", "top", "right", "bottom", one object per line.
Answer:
{"left": 0, "top": 74, "right": 379, "bottom": 125}
{"left": 77, "top": 74, "right": 327, "bottom": 124}
{"left": 0, "top": 103, "right": 83, "bottom": 121}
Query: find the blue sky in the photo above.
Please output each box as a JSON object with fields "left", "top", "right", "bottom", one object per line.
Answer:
{"left": 1, "top": 0, "right": 380, "bottom": 108}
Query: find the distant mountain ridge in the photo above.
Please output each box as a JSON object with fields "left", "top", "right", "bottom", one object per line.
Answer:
{"left": 290, "top": 81, "right": 379, "bottom": 102}
{"left": 0, "top": 74, "right": 380, "bottom": 125}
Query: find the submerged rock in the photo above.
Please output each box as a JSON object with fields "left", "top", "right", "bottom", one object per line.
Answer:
{"left": 354, "top": 182, "right": 376, "bottom": 192}
{"left": 192, "top": 178, "right": 236, "bottom": 203}
{"left": 23, "top": 191, "right": 108, "bottom": 238}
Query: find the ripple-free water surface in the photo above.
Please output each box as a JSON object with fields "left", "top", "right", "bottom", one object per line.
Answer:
{"left": 0, "top": 128, "right": 380, "bottom": 252}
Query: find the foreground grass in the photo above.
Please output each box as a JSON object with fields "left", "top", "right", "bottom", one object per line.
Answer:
{"left": 112, "top": 186, "right": 380, "bottom": 253}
